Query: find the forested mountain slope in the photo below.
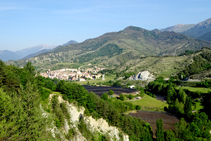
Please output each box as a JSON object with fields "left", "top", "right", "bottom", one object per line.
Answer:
{"left": 197, "top": 31, "right": 211, "bottom": 42}
{"left": 178, "top": 48, "right": 211, "bottom": 79}
{"left": 182, "top": 18, "right": 211, "bottom": 38}
{"left": 6, "top": 26, "right": 211, "bottom": 72}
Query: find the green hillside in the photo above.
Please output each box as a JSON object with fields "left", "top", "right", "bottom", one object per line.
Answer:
{"left": 182, "top": 18, "right": 211, "bottom": 38}
{"left": 6, "top": 26, "right": 211, "bottom": 73}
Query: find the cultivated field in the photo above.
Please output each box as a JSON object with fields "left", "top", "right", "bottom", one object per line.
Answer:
{"left": 82, "top": 85, "right": 138, "bottom": 97}
{"left": 129, "top": 111, "right": 179, "bottom": 136}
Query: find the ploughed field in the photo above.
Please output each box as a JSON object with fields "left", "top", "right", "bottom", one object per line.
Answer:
{"left": 82, "top": 85, "right": 138, "bottom": 97}
{"left": 129, "top": 111, "right": 179, "bottom": 135}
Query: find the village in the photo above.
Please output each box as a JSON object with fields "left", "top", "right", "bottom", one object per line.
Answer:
{"left": 40, "top": 67, "right": 105, "bottom": 81}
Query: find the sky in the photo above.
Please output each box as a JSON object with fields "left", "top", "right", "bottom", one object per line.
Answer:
{"left": 0, "top": 0, "right": 211, "bottom": 51}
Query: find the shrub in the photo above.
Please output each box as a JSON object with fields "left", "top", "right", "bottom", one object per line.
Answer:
{"left": 136, "top": 105, "right": 141, "bottom": 110}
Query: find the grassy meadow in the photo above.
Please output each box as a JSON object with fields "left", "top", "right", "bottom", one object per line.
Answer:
{"left": 176, "top": 86, "right": 211, "bottom": 93}
{"left": 128, "top": 94, "right": 168, "bottom": 111}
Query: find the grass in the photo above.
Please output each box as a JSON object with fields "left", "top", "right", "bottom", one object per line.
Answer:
{"left": 129, "top": 94, "right": 168, "bottom": 111}
{"left": 74, "top": 74, "right": 116, "bottom": 85}
{"left": 176, "top": 87, "right": 211, "bottom": 93}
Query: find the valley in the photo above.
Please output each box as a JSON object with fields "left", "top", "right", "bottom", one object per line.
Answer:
{"left": 1, "top": 17, "right": 211, "bottom": 141}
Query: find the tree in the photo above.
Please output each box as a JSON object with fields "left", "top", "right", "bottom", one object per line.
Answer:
{"left": 101, "top": 93, "right": 108, "bottom": 100}
{"left": 24, "top": 62, "right": 35, "bottom": 74}
{"left": 109, "top": 90, "right": 114, "bottom": 95}
{"left": 184, "top": 97, "right": 192, "bottom": 119}
{"left": 135, "top": 105, "right": 141, "bottom": 110}
{"left": 164, "top": 130, "right": 176, "bottom": 141}
{"left": 156, "top": 119, "right": 164, "bottom": 141}
{"left": 128, "top": 94, "right": 133, "bottom": 100}
{"left": 119, "top": 94, "right": 125, "bottom": 101}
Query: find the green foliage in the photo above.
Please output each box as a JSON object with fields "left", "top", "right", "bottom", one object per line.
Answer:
{"left": 75, "top": 44, "right": 123, "bottom": 63}
{"left": 156, "top": 119, "right": 164, "bottom": 141}
{"left": 0, "top": 61, "right": 51, "bottom": 140}
{"left": 184, "top": 97, "right": 192, "bottom": 119}
{"left": 108, "top": 90, "right": 114, "bottom": 95}
{"left": 135, "top": 105, "right": 141, "bottom": 110}
{"left": 119, "top": 94, "right": 125, "bottom": 101}
{"left": 78, "top": 116, "right": 95, "bottom": 140}
{"left": 128, "top": 94, "right": 133, "bottom": 100}
{"left": 101, "top": 93, "right": 108, "bottom": 100}
{"left": 164, "top": 130, "right": 176, "bottom": 141}
{"left": 55, "top": 118, "right": 62, "bottom": 128}
{"left": 178, "top": 51, "right": 211, "bottom": 79}
{"left": 179, "top": 50, "right": 195, "bottom": 56}
{"left": 39, "top": 87, "right": 51, "bottom": 100}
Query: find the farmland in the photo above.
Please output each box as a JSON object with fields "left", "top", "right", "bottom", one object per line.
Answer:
{"left": 82, "top": 85, "right": 138, "bottom": 97}
{"left": 129, "top": 111, "right": 179, "bottom": 136}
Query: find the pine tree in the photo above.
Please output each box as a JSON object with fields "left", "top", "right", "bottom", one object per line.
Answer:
{"left": 184, "top": 97, "right": 192, "bottom": 119}
{"left": 156, "top": 119, "right": 164, "bottom": 141}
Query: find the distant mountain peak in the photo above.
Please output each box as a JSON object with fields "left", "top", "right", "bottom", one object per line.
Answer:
{"left": 196, "top": 18, "right": 211, "bottom": 27}
{"left": 182, "top": 17, "right": 211, "bottom": 38}
{"left": 160, "top": 24, "right": 196, "bottom": 33}
{"left": 63, "top": 40, "right": 78, "bottom": 46}
{"left": 124, "top": 26, "right": 144, "bottom": 31}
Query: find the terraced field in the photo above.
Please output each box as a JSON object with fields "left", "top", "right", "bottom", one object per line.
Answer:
{"left": 115, "top": 55, "right": 192, "bottom": 78}
{"left": 129, "top": 111, "right": 179, "bottom": 136}
{"left": 82, "top": 85, "right": 138, "bottom": 97}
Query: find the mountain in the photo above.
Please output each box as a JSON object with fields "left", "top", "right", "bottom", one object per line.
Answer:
{"left": 23, "top": 41, "right": 79, "bottom": 59}
{"left": 160, "top": 24, "right": 195, "bottom": 33}
{"left": 182, "top": 18, "right": 211, "bottom": 38}
{"left": 0, "top": 44, "right": 56, "bottom": 61}
{"left": 0, "top": 50, "right": 21, "bottom": 61}
{"left": 197, "top": 31, "right": 211, "bottom": 42}
{"left": 17, "top": 44, "right": 57, "bottom": 58}
{"left": 6, "top": 26, "right": 211, "bottom": 72}
{"left": 62, "top": 40, "right": 78, "bottom": 46}
{"left": 22, "top": 49, "right": 53, "bottom": 59}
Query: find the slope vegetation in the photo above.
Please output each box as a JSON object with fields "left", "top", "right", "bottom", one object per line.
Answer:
{"left": 6, "top": 26, "right": 211, "bottom": 72}
{"left": 182, "top": 18, "right": 211, "bottom": 38}
{"left": 198, "top": 31, "right": 211, "bottom": 42}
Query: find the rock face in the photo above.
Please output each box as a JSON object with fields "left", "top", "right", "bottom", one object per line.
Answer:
{"left": 128, "top": 71, "right": 155, "bottom": 81}
{"left": 45, "top": 94, "right": 129, "bottom": 141}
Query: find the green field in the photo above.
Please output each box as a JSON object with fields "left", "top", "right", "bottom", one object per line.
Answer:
{"left": 74, "top": 74, "right": 116, "bottom": 85}
{"left": 176, "top": 87, "right": 211, "bottom": 93}
{"left": 129, "top": 94, "right": 168, "bottom": 111}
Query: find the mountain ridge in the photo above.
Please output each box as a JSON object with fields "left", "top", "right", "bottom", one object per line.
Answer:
{"left": 182, "top": 18, "right": 211, "bottom": 38}
{"left": 6, "top": 26, "right": 211, "bottom": 72}
{"left": 0, "top": 44, "right": 57, "bottom": 61}
{"left": 160, "top": 24, "right": 196, "bottom": 33}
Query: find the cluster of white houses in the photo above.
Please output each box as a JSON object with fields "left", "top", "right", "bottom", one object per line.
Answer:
{"left": 40, "top": 68, "right": 105, "bottom": 81}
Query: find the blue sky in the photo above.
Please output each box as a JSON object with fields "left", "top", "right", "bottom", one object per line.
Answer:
{"left": 0, "top": 0, "right": 211, "bottom": 51}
